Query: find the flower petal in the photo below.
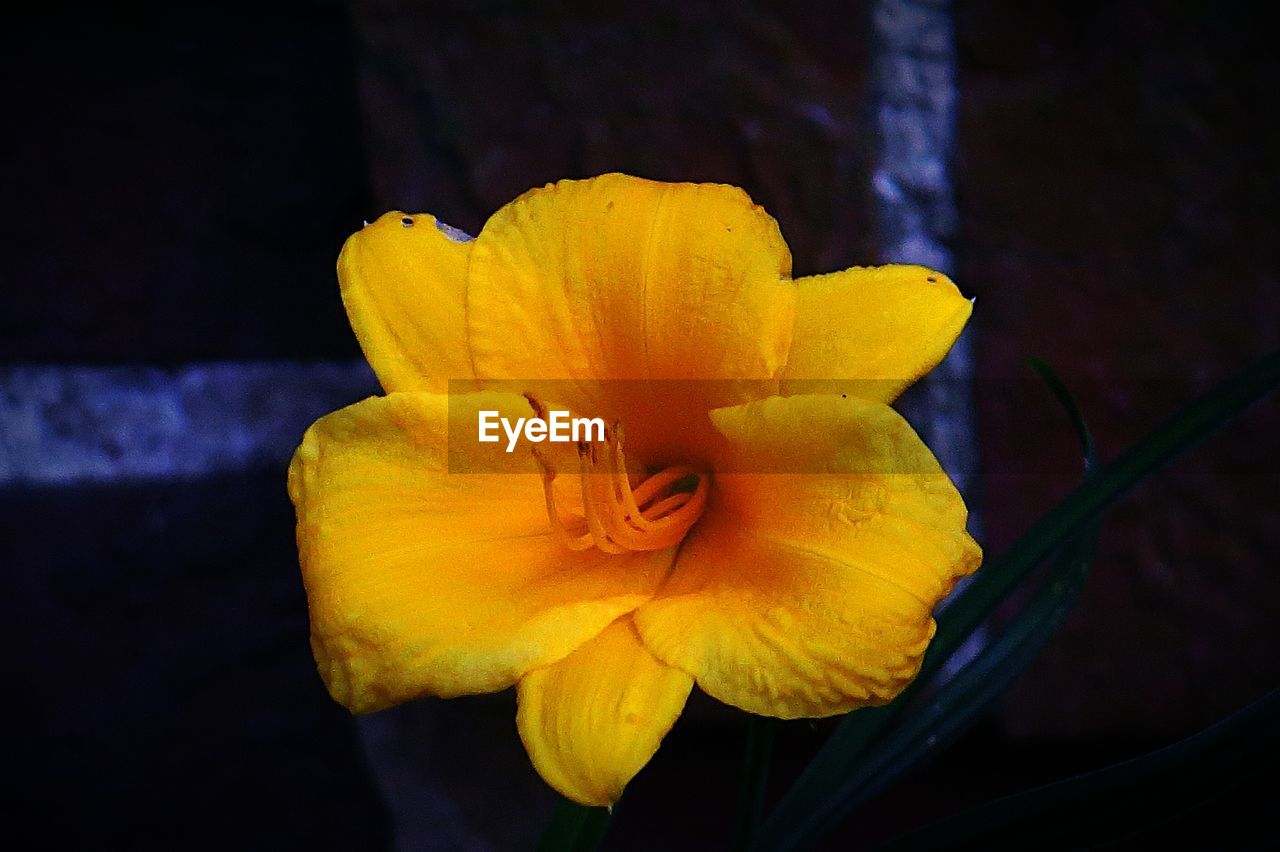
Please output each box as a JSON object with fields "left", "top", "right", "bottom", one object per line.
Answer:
{"left": 634, "top": 394, "right": 980, "bottom": 718}
{"left": 465, "top": 173, "right": 796, "bottom": 464}
{"left": 516, "top": 616, "right": 693, "bottom": 807}
{"left": 288, "top": 391, "right": 675, "bottom": 713}
{"left": 778, "top": 265, "right": 973, "bottom": 403}
{"left": 337, "top": 211, "right": 476, "bottom": 393}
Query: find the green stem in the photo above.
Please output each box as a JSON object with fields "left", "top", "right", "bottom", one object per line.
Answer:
{"left": 733, "top": 715, "right": 777, "bottom": 851}
{"left": 536, "top": 797, "right": 612, "bottom": 852}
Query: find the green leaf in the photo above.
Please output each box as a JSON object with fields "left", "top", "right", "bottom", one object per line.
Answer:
{"left": 537, "top": 797, "right": 611, "bottom": 852}
{"left": 757, "top": 349, "right": 1280, "bottom": 851}
{"left": 776, "top": 360, "right": 1101, "bottom": 826}
{"left": 1027, "top": 357, "right": 1097, "bottom": 473}
{"left": 877, "top": 687, "right": 1280, "bottom": 850}
{"left": 935, "top": 348, "right": 1278, "bottom": 663}
{"left": 794, "top": 520, "right": 1100, "bottom": 825}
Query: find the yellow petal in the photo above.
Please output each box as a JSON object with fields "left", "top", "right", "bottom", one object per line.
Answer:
{"left": 337, "top": 211, "right": 475, "bottom": 393}
{"left": 778, "top": 265, "right": 973, "bottom": 403}
{"left": 634, "top": 394, "right": 980, "bottom": 718}
{"left": 516, "top": 616, "right": 693, "bottom": 807}
{"left": 288, "top": 391, "right": 675, "bottom": 713}
{"left": 465, "top": 173, "right": 796, "bottom": 465}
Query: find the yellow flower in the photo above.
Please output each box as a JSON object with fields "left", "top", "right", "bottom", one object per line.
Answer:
{"left": 287, "top": 173, "right": 981, "bottom": 807}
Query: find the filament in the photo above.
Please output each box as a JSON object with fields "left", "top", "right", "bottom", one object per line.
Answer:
{"left": 536, "top": 421, "right": 708, "bottom": 553}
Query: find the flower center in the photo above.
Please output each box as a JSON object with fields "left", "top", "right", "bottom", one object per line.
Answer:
{"left": 534, "top": 420, "right": 709, "bottom": 554}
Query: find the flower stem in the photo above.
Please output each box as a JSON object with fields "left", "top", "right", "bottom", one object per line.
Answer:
{"left": 536, "top": 797, "right": 611, "bottom": 852}
{"left": 733, "top": 715, "right": 777, "bottom": 852}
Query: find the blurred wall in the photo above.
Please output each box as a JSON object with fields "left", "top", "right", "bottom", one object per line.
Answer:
{"left": 956, "top": 0, "right": 1280, "bottom": 740}
{"left": 2, "top": 2, "right": 388, "bottom": 848}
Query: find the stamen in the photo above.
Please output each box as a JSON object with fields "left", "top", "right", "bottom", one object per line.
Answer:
{"left": 641, "top": 492, "right": 694, "bottom": 520}
{"left": 577, "top": 450, "right": 629, "bottom": 554}
{"left": 539, "top": 470, "right": 594, "bottom": 551}
{"left": 534, "top": 419, "right": 709, "bottom": 553}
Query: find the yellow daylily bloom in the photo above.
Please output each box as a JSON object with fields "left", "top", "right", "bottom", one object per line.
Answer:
{"left": 289, "top": 173, "right": 981, "bottom": 807}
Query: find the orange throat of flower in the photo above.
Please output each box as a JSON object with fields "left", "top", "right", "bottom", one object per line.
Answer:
{"left": 535, "top": 422, "right": 709, "bottom": 554}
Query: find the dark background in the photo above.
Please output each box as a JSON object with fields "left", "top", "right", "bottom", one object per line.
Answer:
{"left": 3, "top": 0, "right": 1277, "bottom": 848}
